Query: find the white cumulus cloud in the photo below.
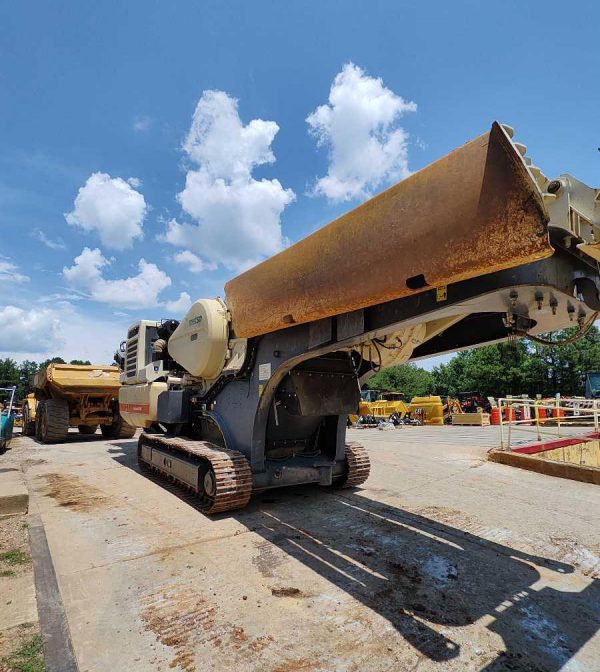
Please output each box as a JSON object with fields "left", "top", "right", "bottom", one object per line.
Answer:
{"left": 65, "top": 172, "right": 147, "bottom": 250}
{"left": 161, "top": 90, "right": 295, "bottom": 271}
{"left": 165, "top": 292, "right": 192, "bottom": 314}
{"left": 307, "top": 62, "right": 416, "bottom": 201}
{"left": 63, "top": 247, "right": 171, "bottom": 310}
{"left": 0, "top": 305, "right": 62, "bottom": 354}
{"left": 173, "top": 250, "right": 215, "bottom": 273}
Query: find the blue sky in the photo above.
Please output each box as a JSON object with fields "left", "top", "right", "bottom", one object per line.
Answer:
{"left": 1, "top": 0, "right": 599, "bottom": 365}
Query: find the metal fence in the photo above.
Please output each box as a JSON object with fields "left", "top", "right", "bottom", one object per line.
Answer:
{"left": 497, "top": 396, "right": 600, "bottom": 451}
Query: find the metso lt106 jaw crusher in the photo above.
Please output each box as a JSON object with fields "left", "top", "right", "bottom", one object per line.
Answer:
{"left": 117, "top": 122, "right": 600, "bottom": 513}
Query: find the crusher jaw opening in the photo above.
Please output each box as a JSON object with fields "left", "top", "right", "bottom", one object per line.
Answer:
{"left": 116, "top": 121, "right": 600, "bottom": 513}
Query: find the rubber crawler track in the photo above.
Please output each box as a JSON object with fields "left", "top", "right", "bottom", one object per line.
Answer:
{"left": 138, "top": 434, "right": 253, "bottom": 514}
{"left": 341, "top": 442, "right": 371, "bottom": 488}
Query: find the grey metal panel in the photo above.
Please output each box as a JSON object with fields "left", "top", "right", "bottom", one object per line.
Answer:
{"left": 309, "top": 318, "right": 332, "bottom": 349}
{"left": 287, "top": 370, "right": 359, "bottom": 416}
{"left": 337, "top": 309, "right": 364, "bottom": 341}
{"left": 157, "top": 389, "right": 191, "bottom": 424}
{"left": 148, "top": 446, "right": 199, "bottom": 489}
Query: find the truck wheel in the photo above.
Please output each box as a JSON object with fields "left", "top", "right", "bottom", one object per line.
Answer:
{"left": 78, "top": 425, "right": 97, "bottom": 435}
{"left": 101, "top": 416, "right": 137, "bottom": 439}
{"left": 36, "top": 399, "right": 69, "bottom": 444}
{"left": 22, "top": 404, "right": 36, "bottom": 436}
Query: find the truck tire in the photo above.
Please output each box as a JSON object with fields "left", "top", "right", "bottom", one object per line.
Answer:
{"left": 22, "top": 404, "right": 36, "bottom": 436}
{"left": 101, "top": 416, "right": 136, "bottom": 439}
{"left": 78, "top": 425, "right": 97, "bottom": 435}
{"left": 36, "top": 399, "right": 69, "bottom": 444}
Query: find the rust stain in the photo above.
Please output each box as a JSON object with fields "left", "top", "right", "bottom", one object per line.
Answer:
{"left": 142, "top": 587, "right": 273, "bottom": 670}
{"left": 272, "top": 659, "right": 322, "bottom": 672}
{"left": 142, "top": 588, "right": 217, "bottom": 672}
{"left": 225, "top": 121, "right": 553, "bottom": 338}
{"left": 40, "top": 473, "right": 108, "bottom": 511}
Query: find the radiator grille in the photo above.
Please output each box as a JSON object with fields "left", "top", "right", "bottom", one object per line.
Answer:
{"left": 126, "top": 337, "right": 138, "bottom": 377}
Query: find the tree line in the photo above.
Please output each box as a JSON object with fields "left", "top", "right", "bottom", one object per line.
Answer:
{"left": 0, "top": 357, "right": 91, "bottom": 401}
{"left": 368, "top": 327, "right": 600, "bottom": 400}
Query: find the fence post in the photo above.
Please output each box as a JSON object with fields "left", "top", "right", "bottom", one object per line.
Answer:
{"left": 556, "top": 393, "right": 561, "bottom": 437}
{"left": 507, "top": 395, "right": 513, "bottom": 451}
{"left": 499, "top": 398, "right": 505, "bottom": 450}
{"left": 535, "top": 394, "right": 541, "bottom": 441}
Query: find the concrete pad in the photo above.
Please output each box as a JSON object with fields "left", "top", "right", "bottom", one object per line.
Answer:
{"left": 13, "top": 429, "right": 600, "bottom": 671}
{"left": 0, "top": 468, "right": 28, "bottom": 515}
{"left": 0, "top": 572, "right": 37, "bottom": 630}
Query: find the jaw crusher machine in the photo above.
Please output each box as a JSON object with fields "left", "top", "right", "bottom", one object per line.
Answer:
{"left": 118, "top": 122, "right": 600, "bottom": 513}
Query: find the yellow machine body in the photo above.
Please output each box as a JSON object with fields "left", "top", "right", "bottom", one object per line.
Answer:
{"left": 32, "top": 364, "right": 121, "bottom": 428}
{"left": 349, "top": 391, "right": 408, "bottom": 423}
{"left": 408, "top": 396, "right": 445, "bottom": 426}
{"left": 119, "top": 382, "right": 168, "bottom": 429}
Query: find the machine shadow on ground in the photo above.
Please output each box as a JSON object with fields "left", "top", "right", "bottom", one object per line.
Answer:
{"left": 108, "top": 440, "right": 600, "bottom": 672}
{"left": 25, "top": 429, "right": 108, "bottom": 445}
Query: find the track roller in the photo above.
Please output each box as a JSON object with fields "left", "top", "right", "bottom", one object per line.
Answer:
{"left": 339, "top": 442, "right": 371, "bottom": 488}
{"left": 138, "top": 433, "right": 252, "bottom": 514}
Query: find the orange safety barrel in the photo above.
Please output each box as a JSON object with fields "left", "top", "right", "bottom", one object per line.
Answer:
{"left": 503, "top": 407, "right": 516, "bottom": 422}
{"left": 535, "top": 406, "right": 547, "bottom": 420}
{"left": 490, "top": 407, "right": 501, "bottom": 425}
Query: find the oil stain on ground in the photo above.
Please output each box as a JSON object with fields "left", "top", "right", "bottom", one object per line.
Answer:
{"left": 39, "top": 473, "right": 108, "bottom": 512}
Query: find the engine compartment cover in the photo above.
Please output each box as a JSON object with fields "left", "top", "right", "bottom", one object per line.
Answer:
{"left": 168, "top": 299, "right": 229, "bottom": 379}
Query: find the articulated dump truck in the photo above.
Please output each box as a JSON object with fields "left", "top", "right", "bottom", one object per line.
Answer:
{"left": 23, "top": 363, "right": 136, "bottom": 443}
{"left": 118, "top": 122, "right": 600, "bottom": 514}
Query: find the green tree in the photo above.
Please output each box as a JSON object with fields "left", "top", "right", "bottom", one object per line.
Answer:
{"left": 38, "top": 357, "right": 66, "bottom": 371}
{"left": 428, "top": 326, "right": 600, "bottom": 398}
{"left": 69, "top": 360, "right": 91, "bottom": 365}
{"left": 431, "top": 341, "right": 529, "bottom": 398}
{"left": 367, "top": 364, "right": 433, "bottom": 398}
{"left": 17, "top": 360, "right": 38, "bottom": 400}
{"left": 0, "top": 358, "right": 19, "bottom": 388}
{"left": 522, "top": 327, "right": 600, "bottom": 396}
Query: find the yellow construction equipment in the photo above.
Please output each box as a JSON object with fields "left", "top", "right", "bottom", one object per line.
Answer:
{"left": 116, "top": 121, "right": 600, "bottom": 514}
{"left": 407, "top": 396, "right": 445, "bottom": 425}
{"left": 24, "top": 363, "right": 135, "bottom": 443}
{"left": 349, "top": 390, "right": 408, "bottom": 424}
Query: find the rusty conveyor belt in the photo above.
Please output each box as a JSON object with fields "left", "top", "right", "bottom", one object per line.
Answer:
{"left": 225, "top": 122, "right": 554, "bottom": 338}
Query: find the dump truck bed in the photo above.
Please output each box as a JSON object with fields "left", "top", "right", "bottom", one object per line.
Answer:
{"left": 225, "top": 122, "right": 553, "bottom": 338}
{"left": 33, "top": 364, "right": 120, "bottom": 394}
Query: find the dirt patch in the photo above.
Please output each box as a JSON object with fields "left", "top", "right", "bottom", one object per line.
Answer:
{"left": 39, "top": 473, "right": 108, "bottom": 512}
{"left": 271, "top": 587, "right": 306, "bottom": 598}
{"left": 0, "top": 515, "right": 31, "bottom": 579}
{"left": 0, "top": 623, "right": 43, "bottom": 672}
